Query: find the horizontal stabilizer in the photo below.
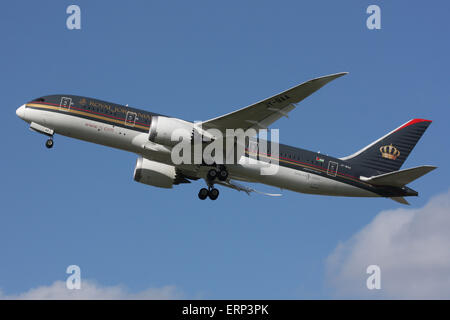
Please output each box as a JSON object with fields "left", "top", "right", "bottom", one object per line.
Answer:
{"left": 391, "top": 197, "right": 410, "bottom": 205}
{"left": 360, "top": 165, "right": 437, "bottom": 187}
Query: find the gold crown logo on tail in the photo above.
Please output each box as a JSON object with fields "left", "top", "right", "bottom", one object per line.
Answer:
{"left": 380, "top": 144, "right": 400, "bottom": 160}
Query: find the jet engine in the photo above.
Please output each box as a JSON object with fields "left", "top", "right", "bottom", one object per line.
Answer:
{"left": 148, "top": 116, "right": 193, "bottom": 146}
{"left": 133, "top": 156, "right": 190, "bottom": 188}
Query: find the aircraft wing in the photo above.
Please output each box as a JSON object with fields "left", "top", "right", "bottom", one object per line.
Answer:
{"left": 215, "top": 179, "right": 282, "bottom": 197}
{"left": 201, "top": 72, "right": 347, "bottom": 132}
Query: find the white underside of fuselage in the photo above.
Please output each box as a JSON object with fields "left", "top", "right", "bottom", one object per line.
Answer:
{"left": 23, "top": 107, "right": 379, "bottom": 198}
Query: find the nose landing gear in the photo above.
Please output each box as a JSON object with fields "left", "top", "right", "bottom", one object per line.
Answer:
{"left": 28, "top": 122, "right": 55, "bottom": 149}
{"left": 45, "top": 138, "right": 54, "bottom": 149}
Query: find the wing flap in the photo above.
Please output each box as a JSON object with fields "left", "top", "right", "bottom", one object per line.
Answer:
{"left": 215, "top": 180, "right": 282, "bottom": 197}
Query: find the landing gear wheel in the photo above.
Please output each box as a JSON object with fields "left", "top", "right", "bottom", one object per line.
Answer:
{"left": 208, "top": 188, "right": 219, "bottom": 200}
{"left": 218, "top": 168, "right": 228, "bottom": 181}
{"left": 45, "top": 138, "right": 54, "bottom": 149}
{"left": 207, "top": 168, "right": 218, "bottom": 181}
{"left": 198, "top": 188, "right": 208, "bottom": 200}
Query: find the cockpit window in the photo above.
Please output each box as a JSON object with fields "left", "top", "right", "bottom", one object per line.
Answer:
{"left": 33, "top": 97, "right": 45, "bottom": 102}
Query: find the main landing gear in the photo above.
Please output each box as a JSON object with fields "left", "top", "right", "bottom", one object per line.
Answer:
{"left": 198, "top": 187, "right": 219, "bottom": 200}
{"left": 45, "top": 138, "right": 54, "bottom": 149}
{"left": 198, "top": 166, "right": 228, "bottom": 200}
{"left": 206, "top": 166, "right": 228, "bottom": 182}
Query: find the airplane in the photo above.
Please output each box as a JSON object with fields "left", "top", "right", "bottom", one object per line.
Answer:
{"left": 16, "top": 72, "right": 436, "bottom": 204}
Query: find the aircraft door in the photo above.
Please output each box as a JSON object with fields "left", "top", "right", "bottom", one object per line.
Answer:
{"left": 327, "top": 161, "right": 338, "bottom": 177}
{"left": 59, "top": 97, "right": 72, "bottom": 111}
{"left": 125, "top": 111, "right": 137, "bottom": 127}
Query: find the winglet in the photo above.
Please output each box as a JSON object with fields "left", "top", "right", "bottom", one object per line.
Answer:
{"left": 306, "top": 72, "right": 348, "bottom": 88}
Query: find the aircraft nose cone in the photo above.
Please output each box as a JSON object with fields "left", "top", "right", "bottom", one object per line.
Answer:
{"left": 16, "top": 104, "right": 26, "bottom": 119}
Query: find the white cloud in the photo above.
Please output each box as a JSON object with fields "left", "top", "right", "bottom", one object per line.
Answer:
{"left": 326, "top": 189, "right": 450, "bottom": 299}
{"left": 0, "top": 280, "right": 183, "bottom": 300}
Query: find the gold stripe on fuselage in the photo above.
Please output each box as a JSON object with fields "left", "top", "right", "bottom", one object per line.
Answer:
{"left": 26, "top": 103, "right": 150, "bottom": 131}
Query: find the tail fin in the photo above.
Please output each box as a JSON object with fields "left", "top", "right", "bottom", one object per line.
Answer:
{"left": 340, "top": 119, "right": 432, "bottom": 174}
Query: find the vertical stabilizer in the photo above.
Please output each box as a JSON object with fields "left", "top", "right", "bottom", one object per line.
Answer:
{"left": 341, "top": 119, "right": 432, "bottom": 175}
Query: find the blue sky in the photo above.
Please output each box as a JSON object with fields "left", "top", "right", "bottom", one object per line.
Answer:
{"left": 0, "top": 1, "right": 449, "bottom": 299}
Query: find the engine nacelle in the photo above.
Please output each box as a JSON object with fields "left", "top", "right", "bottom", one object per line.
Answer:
{"left": 148, "top": 116, "right": 193, "bottom": 146}
{"left": 133, "top": 156, "right": 177, "bottom": 188}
